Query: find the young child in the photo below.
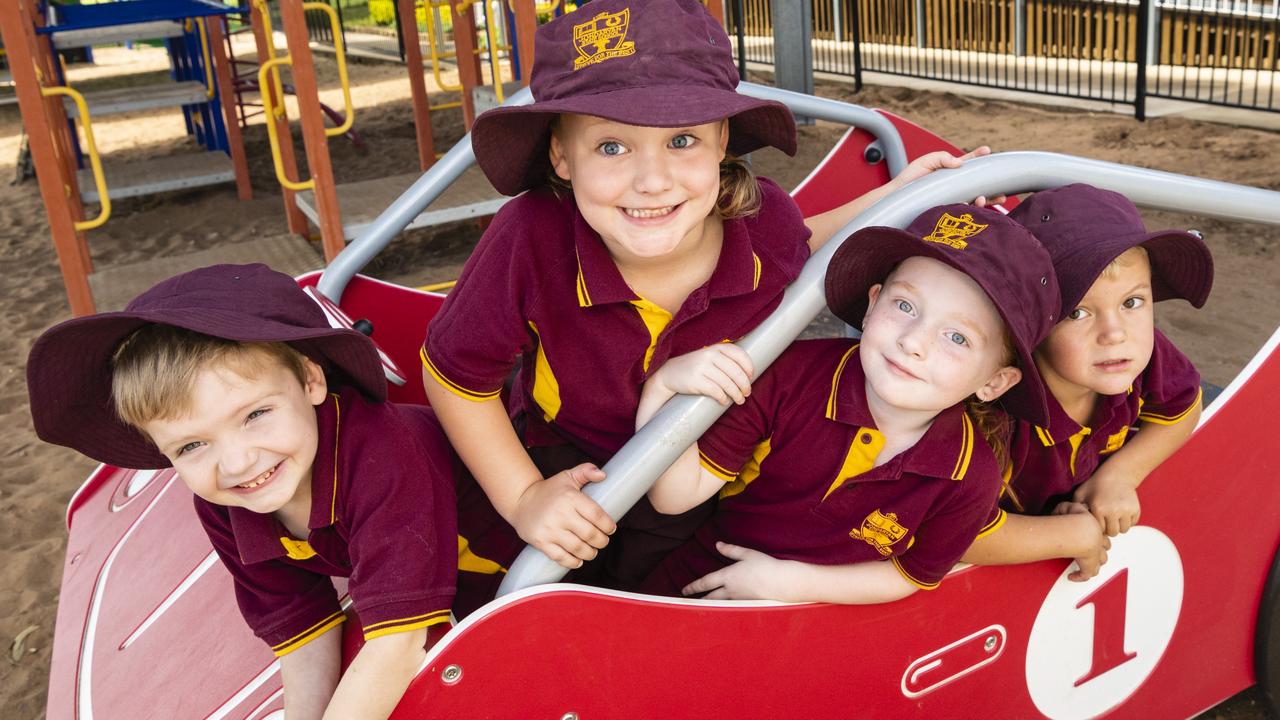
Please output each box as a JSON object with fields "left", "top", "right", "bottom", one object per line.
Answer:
{"left": 27, "top": 264, "right": 458, "bottom": 720}
{"left": 423, "top": 0, "right": 983, "bottom": 596}
{"left": 963, "top": 184, "right": 1212, "bottom": 580}
{"left": 635, "top": 204, "right": 1061, "bottom": 602}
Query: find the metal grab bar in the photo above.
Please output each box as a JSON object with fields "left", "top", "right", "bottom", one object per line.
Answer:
{"left": 252, "top": 0, "right": 286, "bottom": 117}
{"left": 41, "top": 85, "right": 111, "bottom": 231}
{"left": 197, "top": 17, "right": 215, "bottom": 99}
{"left": 316, "top": 81, "right": 909, "bottom": 300}
{"left": 496, "top": 153, "right": 1280, "bottom": 594}
{"left": 303, "top": 1, "right": 355, "bottom": 137}
{"left": 258, "top": 56, "right": 314, "bottom": 191}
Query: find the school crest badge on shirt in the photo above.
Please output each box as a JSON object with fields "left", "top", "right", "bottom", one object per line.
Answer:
{"left": 922, "top": 212, "right": 988, "bottom": 250}
{"left": 573, "top": 9, "right": 636, "bottom": 70}
{"left": 850, "top": 509, "right": 909, "bottom": 556}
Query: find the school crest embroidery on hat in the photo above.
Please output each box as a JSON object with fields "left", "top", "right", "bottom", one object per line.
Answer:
{"left": 572, "top": 8, "right": 636, "bottom": 70}
{"left": 850, "top": 509, "right": 908, "bottom": 556}
{"left": 922, "top": 212, "right": 988, "bottom": 250}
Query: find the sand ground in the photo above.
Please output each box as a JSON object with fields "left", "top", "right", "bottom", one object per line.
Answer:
{"left": 1, "top": 42, "right": 1278, "bottom": 718}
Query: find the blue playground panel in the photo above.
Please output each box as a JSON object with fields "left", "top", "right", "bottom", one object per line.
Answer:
{"left": 37, "top": 0, "right": 242, "bottom": 35}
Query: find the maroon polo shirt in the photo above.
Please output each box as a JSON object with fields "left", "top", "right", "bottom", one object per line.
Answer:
{"left": 1003, "top": 329, "right": 1202, "bottom": 515}
{"left": 641, "top": 339, "right": 1007, "bottom": 596}
{"left": 194, "top": 386, "right": 458, "bottom": 656}
{"left": 422, "top": 177, "right": 811, "bottom": 460}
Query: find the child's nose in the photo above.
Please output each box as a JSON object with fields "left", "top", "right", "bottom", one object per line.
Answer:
{"left": 897, "top": 325, "right": 927, "bottom": 358}
{"left": 632, "top": 150, "right": 674, "bottom": 194}
{"left": 1097, "top": 314, "right": 1128, "bottom": 345}
{"left": 218, "top": 440, "right": 258, "bottom": 479}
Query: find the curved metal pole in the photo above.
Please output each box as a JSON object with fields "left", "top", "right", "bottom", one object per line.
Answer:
{"left": 497, "top": 151, "right": 1280, "bottom": 594}
{"left": 315, "top": 85, "right": 910, "bottom": 300}
{"left": 737, "top": 81, "right": 909, "bottom": 177}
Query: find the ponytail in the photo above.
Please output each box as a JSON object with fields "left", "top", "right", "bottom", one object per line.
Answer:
{"left": 716, "top": 155, "right": 761, "bottom": 219}
{"left": 964, "top": 396, "right": 1013, "bottom": 478}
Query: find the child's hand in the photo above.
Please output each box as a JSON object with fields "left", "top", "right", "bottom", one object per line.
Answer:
{"left": 893, "top": 146, "right": 1006, "bottom": 208}
{"left": 1052, "top": 501, "right": 1112, "bottom": 582}
{"left": 682, "top": 542, "right": 795, "bottom": 600}
{"left": 653, "top": 344, "right": 755, "bottom": 406}
{"left": 1074, "top": 467, "right": 1142, "bottom": 537}
{"left": 511, "top": 463, "right": 616, "bottom": 569}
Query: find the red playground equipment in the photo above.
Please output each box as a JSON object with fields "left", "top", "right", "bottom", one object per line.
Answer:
{"left": 40, "top": 78, "right": 1280, "bottom": 718}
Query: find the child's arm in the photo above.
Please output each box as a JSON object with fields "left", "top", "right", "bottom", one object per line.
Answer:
{"left": 961, "top": 503, "right": 1110, "bottom": 582}
{"left": 318, "top": 628, "right": 428, "bottom": 720}
{"left": 636, "top": 344, "right": 755, "bottom": 514}
{"left": 1075, "top": 400, "right": 1202, "bottom": 536}
{"left": 682, "top": 542, "right": 917, "bottom": 604}
{"left": 423, "top": 369, "right": 615, "bottom": 569}
{"left": 279, "top": 629, "right": 342, "bottom": 720}
{"left": 803, "top": 147, "right": 995, "bottom": 252}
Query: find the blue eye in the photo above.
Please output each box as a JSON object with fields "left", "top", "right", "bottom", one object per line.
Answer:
{"left": 896, "top": 299, "right": 914, "bottom": 314}
{"left": 670, "top": 134, "right": 694, "bottom": 149}
{"left": 948, "top": 331, "right": 968, "bottom": 346}
{"left": 247, "top": 408, "right": 269, "bottom": 421}
{"left": 177, "top": 441, "right": 203, "bottom": 456}
{"left": 600, "top": 141, "right": 624, "bottom": 156}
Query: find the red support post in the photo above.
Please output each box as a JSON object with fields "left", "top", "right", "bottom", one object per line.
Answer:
{"left": 278, "top": 0, "right": 345, "bottom": 262}
{"left": 207, "top": 17, "right": 252, "bottom": 200}
{"left": 0, "top": 0, "right": 96, "bottom": 315}
{"left": 512, "top": 0, "right": 537, "bottom": 86}
{"left": 453, "top": 2, "right": 483, "bottom": 129}
{"left": 399, "top": 0, "right": 436, "bottom": 171}
{"left": 249, "top": 0, "right": 310, "bottom": 237}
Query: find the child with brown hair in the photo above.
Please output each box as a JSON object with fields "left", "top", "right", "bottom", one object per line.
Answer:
{"left": 963, "top": 184, "right": 1213, "bottom": 581}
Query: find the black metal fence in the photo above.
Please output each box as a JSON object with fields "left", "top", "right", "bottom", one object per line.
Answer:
{"left": 730, "top": 0, "right": 1278, "bottom": 117}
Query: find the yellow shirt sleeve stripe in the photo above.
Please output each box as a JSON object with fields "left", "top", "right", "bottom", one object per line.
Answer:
{"left": 363, "top": 610, "right": 451, "bottom": 641}
{"left": 975, "top": 508, "right": 1008, "bottom": 540}
{"left": 891, "top": 556, "right": 941, "bottom": 590}
{"left": 698, "top": 451, "right": 739, "bottom": 482}
{"left": 420, "top": 347, "right": 502, "bottom": 402}
{"left": 271, "top": 611, "right": 346, "bottom": 656}
{"left": 1137, "top": 387, "right": 1202, "bottom": 425}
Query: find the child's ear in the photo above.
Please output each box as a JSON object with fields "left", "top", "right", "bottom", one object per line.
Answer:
{"left": 975, "top": 365, "right": 1023, "bottom": 403}
{"left": 862, "top": 283, "right": 884, "bottom": 324}
{"left": 302, "top": 359, "right": 328, "bottom": 405}
{"left": 717, "top": 118, "right": 729, "bottom": 159}
{"left": 549, "top": 132, "right": 572, "bottom": 182}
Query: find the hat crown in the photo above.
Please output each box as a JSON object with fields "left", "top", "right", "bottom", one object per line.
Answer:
{"left": 1010, "top": 183, "right": 1148, "bottom": 262}
{"left": 127, "top": 263, "right": 329, "bottom": 330}
{"left": 530, "top": 0, "right": 738, "bottom": 103}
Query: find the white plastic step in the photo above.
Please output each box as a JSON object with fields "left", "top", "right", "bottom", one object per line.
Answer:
{"left": 78, "top": 152, "right": 234, "bottom": 203}
{"left": 52, "top": 20, "right": 185, "bottom": 49}
{"left": 294, "top": 166, "right": 508, "bottom": 240}
{"left": 65, "top": 81, "right": 209, "bottom": 118}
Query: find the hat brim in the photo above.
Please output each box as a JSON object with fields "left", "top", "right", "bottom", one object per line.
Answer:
{"left": 471, "top": 85, "right": 797, "bottom": 195}
{"left": 1141, "top": 229, "right": 1215, "bottom": 308}
{"left": 27, "top": 309, "right": 386, "bottom": 470}
{"left": 824, "top": 228, "right": 1051, "bottom": 426}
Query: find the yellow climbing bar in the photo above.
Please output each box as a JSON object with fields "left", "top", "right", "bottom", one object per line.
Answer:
{"left": 302, "top": 2, "right": 355, "bottom": 137}
{"left": 252, "top": 0, "right": 286, "bottom": 117}
{"left": 197, "top": 18, "right": 215, "bottom": 99}
{"left": 258, "top": 55, "right": 315, "bottom": 191}
{"left": 40, "top": 85, "right": 111, "bottom": 231}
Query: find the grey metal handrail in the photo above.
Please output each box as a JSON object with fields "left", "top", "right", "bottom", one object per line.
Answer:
{"left": 315, "top": 82, "right": 909, "bottom": 301}
{"left": 496, "top": 152, "right": 1280, "bottom": 594}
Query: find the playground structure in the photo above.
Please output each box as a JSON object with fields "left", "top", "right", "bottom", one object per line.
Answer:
{"left": 0, "top": 0, "right": 556, "bottom": 315}
{"left": 40, "top": 79, "right": 1280, "bottom": 717}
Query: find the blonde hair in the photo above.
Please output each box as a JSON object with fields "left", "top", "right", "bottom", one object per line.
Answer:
{"left": 1098, "top": 246, "right": 1150, "bottom": 280}
{"left": 964, "top": 333, "right": 1017, "bottom": 475}
{"left": 111, "top": 325, "right": 309, "bottom": 430}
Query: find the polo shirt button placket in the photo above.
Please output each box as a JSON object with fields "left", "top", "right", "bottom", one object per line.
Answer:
{"left": 860, "top": 433, "right": 873, "bottom": 445}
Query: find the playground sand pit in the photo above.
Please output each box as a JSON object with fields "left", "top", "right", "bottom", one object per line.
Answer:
{"left": 1, "top": 46, "right": 1278, "bottom": 717}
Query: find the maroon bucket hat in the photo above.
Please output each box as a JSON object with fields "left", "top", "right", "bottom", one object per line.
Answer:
{"left": 825, "top": 205, "right": 1061, "bottom": 425}
{"left": 27, "top": 264, "right": 386, "bottom": 470}
{"left": 471, "top": 0, "right": 797, "bottom": 196}
{"left": 1009, "top": 183, "right": 1214, "bottom": 314}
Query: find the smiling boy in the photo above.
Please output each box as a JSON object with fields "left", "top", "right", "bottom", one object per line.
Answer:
{"left": 962, "top": 184, "right": 1213, "bottom": 579}
{"left": 28, "top": 264, "right": 458, "bottom": 720}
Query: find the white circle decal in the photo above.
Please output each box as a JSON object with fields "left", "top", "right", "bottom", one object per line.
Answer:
{"left": 1025, "top": 526, "right": 1183, "bottom": 719}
